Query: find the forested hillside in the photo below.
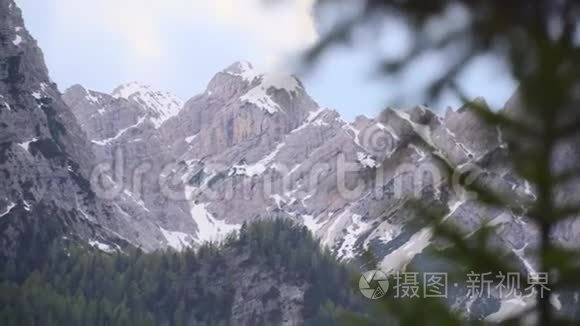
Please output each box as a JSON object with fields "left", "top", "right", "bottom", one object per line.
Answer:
{"left": 0, "top": 219, "right": 366, "bottom": 325}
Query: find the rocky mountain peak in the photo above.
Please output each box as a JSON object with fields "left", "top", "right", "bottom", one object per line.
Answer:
{"left": 112, "top": 81, "right": 184, "bottom": 128}
{"left": 223, "top": 61, "right": 303, "bottom": 91}
{"left": 238, "top": 71, "right": 303, "bottom": 114}
{"left": 64, "top": 84, "right": 105, "bottom": 107}
{"left": 155, "top": 61, "right": 321, "bottom": 156}
{"left": 205, "top": 61, "right": 307, "bottom": 114}
{"left": 223, "top": 61, "right": 260, "bottom": 82}
{"left": 223, "top": 61, "right": 302, "bottom": 91}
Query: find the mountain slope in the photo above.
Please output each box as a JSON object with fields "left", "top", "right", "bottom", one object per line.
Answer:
{"left": 0, "top": 219, "right": 366, "bottom": 326}
{"left": 64, "top": 64, "right": 580, "bottom": 319}
{"left": 62, "top": 65, "right": 537, "bottom": 268}
{"left": 0, "top": 0, "right": 129, "bottom": 258}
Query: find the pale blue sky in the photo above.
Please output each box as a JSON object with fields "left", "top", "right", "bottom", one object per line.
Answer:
{"left": 16, "top": 0, "right": 516, "bottom": 121}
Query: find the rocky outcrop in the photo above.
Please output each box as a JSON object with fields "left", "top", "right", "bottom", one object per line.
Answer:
{"left": 0, "top": 0, "right": 144, "bottom": 256}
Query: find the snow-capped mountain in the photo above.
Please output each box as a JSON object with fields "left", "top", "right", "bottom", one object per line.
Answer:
{"left": 112, "top": 81, "right": 184, "bottom": 128}
{"left": 3, "top": 0, "right": 580, "bottom": 321}
{"left": 61, "top": 62, "right": 524, "bottom": 256}
{"left": 62, "top": 59, "right": 541, "bottom": 263}
{"left": 62, "top": 60, "right": 580, "bottom": 318}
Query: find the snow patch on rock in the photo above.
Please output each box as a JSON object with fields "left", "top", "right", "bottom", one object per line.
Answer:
{"left": 160, "top": 227, "right": 193, "bottom": 251}
{"left": 18, "top": 137, "right": 38, "bottom": 152}
{"left": 113, "top": 82, "right": 183, "bottom": 128}
{"left": 122, "top": 189, "right": 150, "bottom": 212}
{"left": 337, "top": 214, "right": 372, "bottom": 260}
{"left": 225, "top": 61, "right": 261, "bottom": 82}
{"left": 185, "top": 134, "right": 198, "bottom": 144}
{"left": 393, "top": 109, "right": 435, "bottom": 146}
{"left": 1, "top": 96, "right": 11, "bottom": 111}
{"left": 190, "top": 202, "right": 240, "bottom": 243}
{"left": 377, "top": 122, "right": 400, "bottom": 141}
{"left": 357, "top": 152, "right": 377, "bottom": 168}
{"left": 231, "top": 142, "right": 285, "bottom": 177}
{"left": 380, "top": 227, "right": 433, "bottom": 272}
{"left": 89, "top": 240, "right": 117, "bottom": 253}
{"left": 302, "top": 214, "right": 325, "bottom": 234}
{"left": 92, "top": 116, "right": 146, "bottom": 145}
{"left": 486, "top": 296, "right": 533, "bottom": 322}
{"left": 270, "top": 194, "right": 286, "bottom": 209}
{"left": 85, "top": 91, "right": 101, "bottom": 105}
{"left": 512, "top": 244, "right": 536, "bottom": 274}
{"left": 0, "top": 202, "right": 16, "bottom": 218}
{"left": 12, "top": 34, "right": 23, "bottom": 46}
{"left": 292, "top": 107, "right": 328, "bottom": 133}
{"left": 239, "top": 68, "right": 302, "bottom": 114}
{"left": 442, "top": 197, "right": 465, "bottom": 222}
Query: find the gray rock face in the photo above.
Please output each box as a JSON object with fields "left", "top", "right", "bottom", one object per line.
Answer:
{"left": 0, "top": 0, "right": 127, "bottom": 255}
{"left": 64, "top": 59, "right": 580, "bottom": 318}
{"left": 62, "top": 83, "right": 189, "bottom": 250}
{"left": 61, "top": 58, "right": 538, "bottom": 263}
{"left": 63, "top": 61, "right": 327, "bottom": 249}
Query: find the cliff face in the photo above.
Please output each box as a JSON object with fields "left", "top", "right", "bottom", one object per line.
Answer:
{"left": 4, "top": 0, "right": 580, "bottom": 321}
{"left": 62, "top": 59, "right": 535, "bottom": 263}
{"left": 0, "top": 0, "right": 134, "bottom": 258}
{"left": 63, "top": 60, "right": 580, "bottom": 318}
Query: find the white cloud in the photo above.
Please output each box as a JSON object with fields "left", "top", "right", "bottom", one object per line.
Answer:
{"left": 102, "top": 1, "right": 168, "bottom": 61}
{"left": 44, "top": 0, "right": 317, "bottom": 70}
{"left": 192, "top": 0, "right": 318, "bottom": 67}
{"left": 44, "top": 0, "right": 166, "bottom": 63}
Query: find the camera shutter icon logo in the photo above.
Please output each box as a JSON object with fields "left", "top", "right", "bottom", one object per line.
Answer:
{"left": 359, "top": 270, "right": 390, "bottom": 299}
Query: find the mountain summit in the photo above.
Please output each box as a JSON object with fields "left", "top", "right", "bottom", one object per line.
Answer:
{"left": 112, "top": 81, "right": 184, "bottom": 128}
